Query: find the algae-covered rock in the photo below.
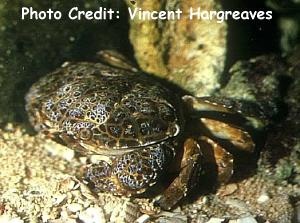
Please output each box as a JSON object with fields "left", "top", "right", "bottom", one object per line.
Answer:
{"left": 258, "top": 49, "right": 300, "bottom": 186}
{"left": 220, "top": 55, "right": 286, "bottom": 101}
{"left": 126, "top": 0, "right": 227, "bottom": 96}
{"left": 0, "top": 0, "right": 130, "bottom": 123}
{"left": 216, "top": 52, "right": 300, "bottom": 187}
{"left": 219, "top": 54, "right": 288, "bottom": 124}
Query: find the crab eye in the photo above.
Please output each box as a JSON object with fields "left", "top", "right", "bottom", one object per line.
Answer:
{"left": 79, "top": 128, "right": 92, "bottom": 140}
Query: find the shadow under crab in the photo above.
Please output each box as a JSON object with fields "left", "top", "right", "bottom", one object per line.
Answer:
{"left": 25, "top": 51, "right": 263, "bottom": 210}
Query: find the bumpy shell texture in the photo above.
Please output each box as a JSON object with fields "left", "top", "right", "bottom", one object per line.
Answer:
{"left": 25, "top": 62, "right": 182, "bottom": 154}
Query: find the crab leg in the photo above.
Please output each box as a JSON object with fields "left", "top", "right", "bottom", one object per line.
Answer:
{"left": 156, "top": 138, "right": 202, "bottom": 210}
{"left": 182, "top": 95, "right": 255, "bottom": 152}
{"left": 182, "top": 95, "right": 267, "bottom": 129}
{"left": 200, "top": 118, "right": 255, "bottom": 152}
{"left": 96, "top": 50, "right": 138, "bottom": 72}
{"left": 182, "top": 95, "right": 236, "bottom": 114}
{"left": 198, "top": 136, "right": 234, "bottom": 184}
{"left": 157, "top": 136, "right": 235, "bottom": 210}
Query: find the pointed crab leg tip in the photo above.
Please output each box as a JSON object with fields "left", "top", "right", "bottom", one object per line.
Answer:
{"left": 154, "top": 198, "right": 173, "bottom": 211}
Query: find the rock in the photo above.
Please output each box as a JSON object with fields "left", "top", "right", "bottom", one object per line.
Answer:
{"left": 67, "top": 203, "right": 83, "bottom": 213}
{"left": 43, "top": 139, "right": 75, "bottom": 161}
{"left": 135, "top": 214, "right": 151, "bottom": 223}
{"left": 52, "top": 194, "right": 67, "bottom": 206}
{"left": 225, "top": 198, "right": 250, "bottom": 212}
{"left": 256, "top": 192, "right": 270, "bottom": 204}
{"left": 207, "top": 218, "right": 226, "bottom": 223}
{"left": 258, "top": 48, "right": 300, "bottom": 186}
{"left": 0, "top": 215, "right": 24, "bottom": 223}
{"left": 229, "top": 216, "right": 257, "bottom": 223}
{"left": 219, "top": 54, "right": 288, "bottom": 125}
{"left": 154, "top": 213, "right": 187, "bottom": 223}
{"left": 78, "top": 207, "right": 106, "bottom": 223}
{"left": 126, "top": 0, "right": 227, "bottom": 96}
{"left": 266, "top": 0, "right": 300, "bottom": 54}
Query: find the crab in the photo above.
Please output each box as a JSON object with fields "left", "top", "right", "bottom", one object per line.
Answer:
{"left": 25, "top": 51, "right": 257, "bottom": 210}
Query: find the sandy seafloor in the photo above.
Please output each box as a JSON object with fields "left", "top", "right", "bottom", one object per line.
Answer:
{"left": 0, "top": 123, "right": 298, "bottom": 223}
